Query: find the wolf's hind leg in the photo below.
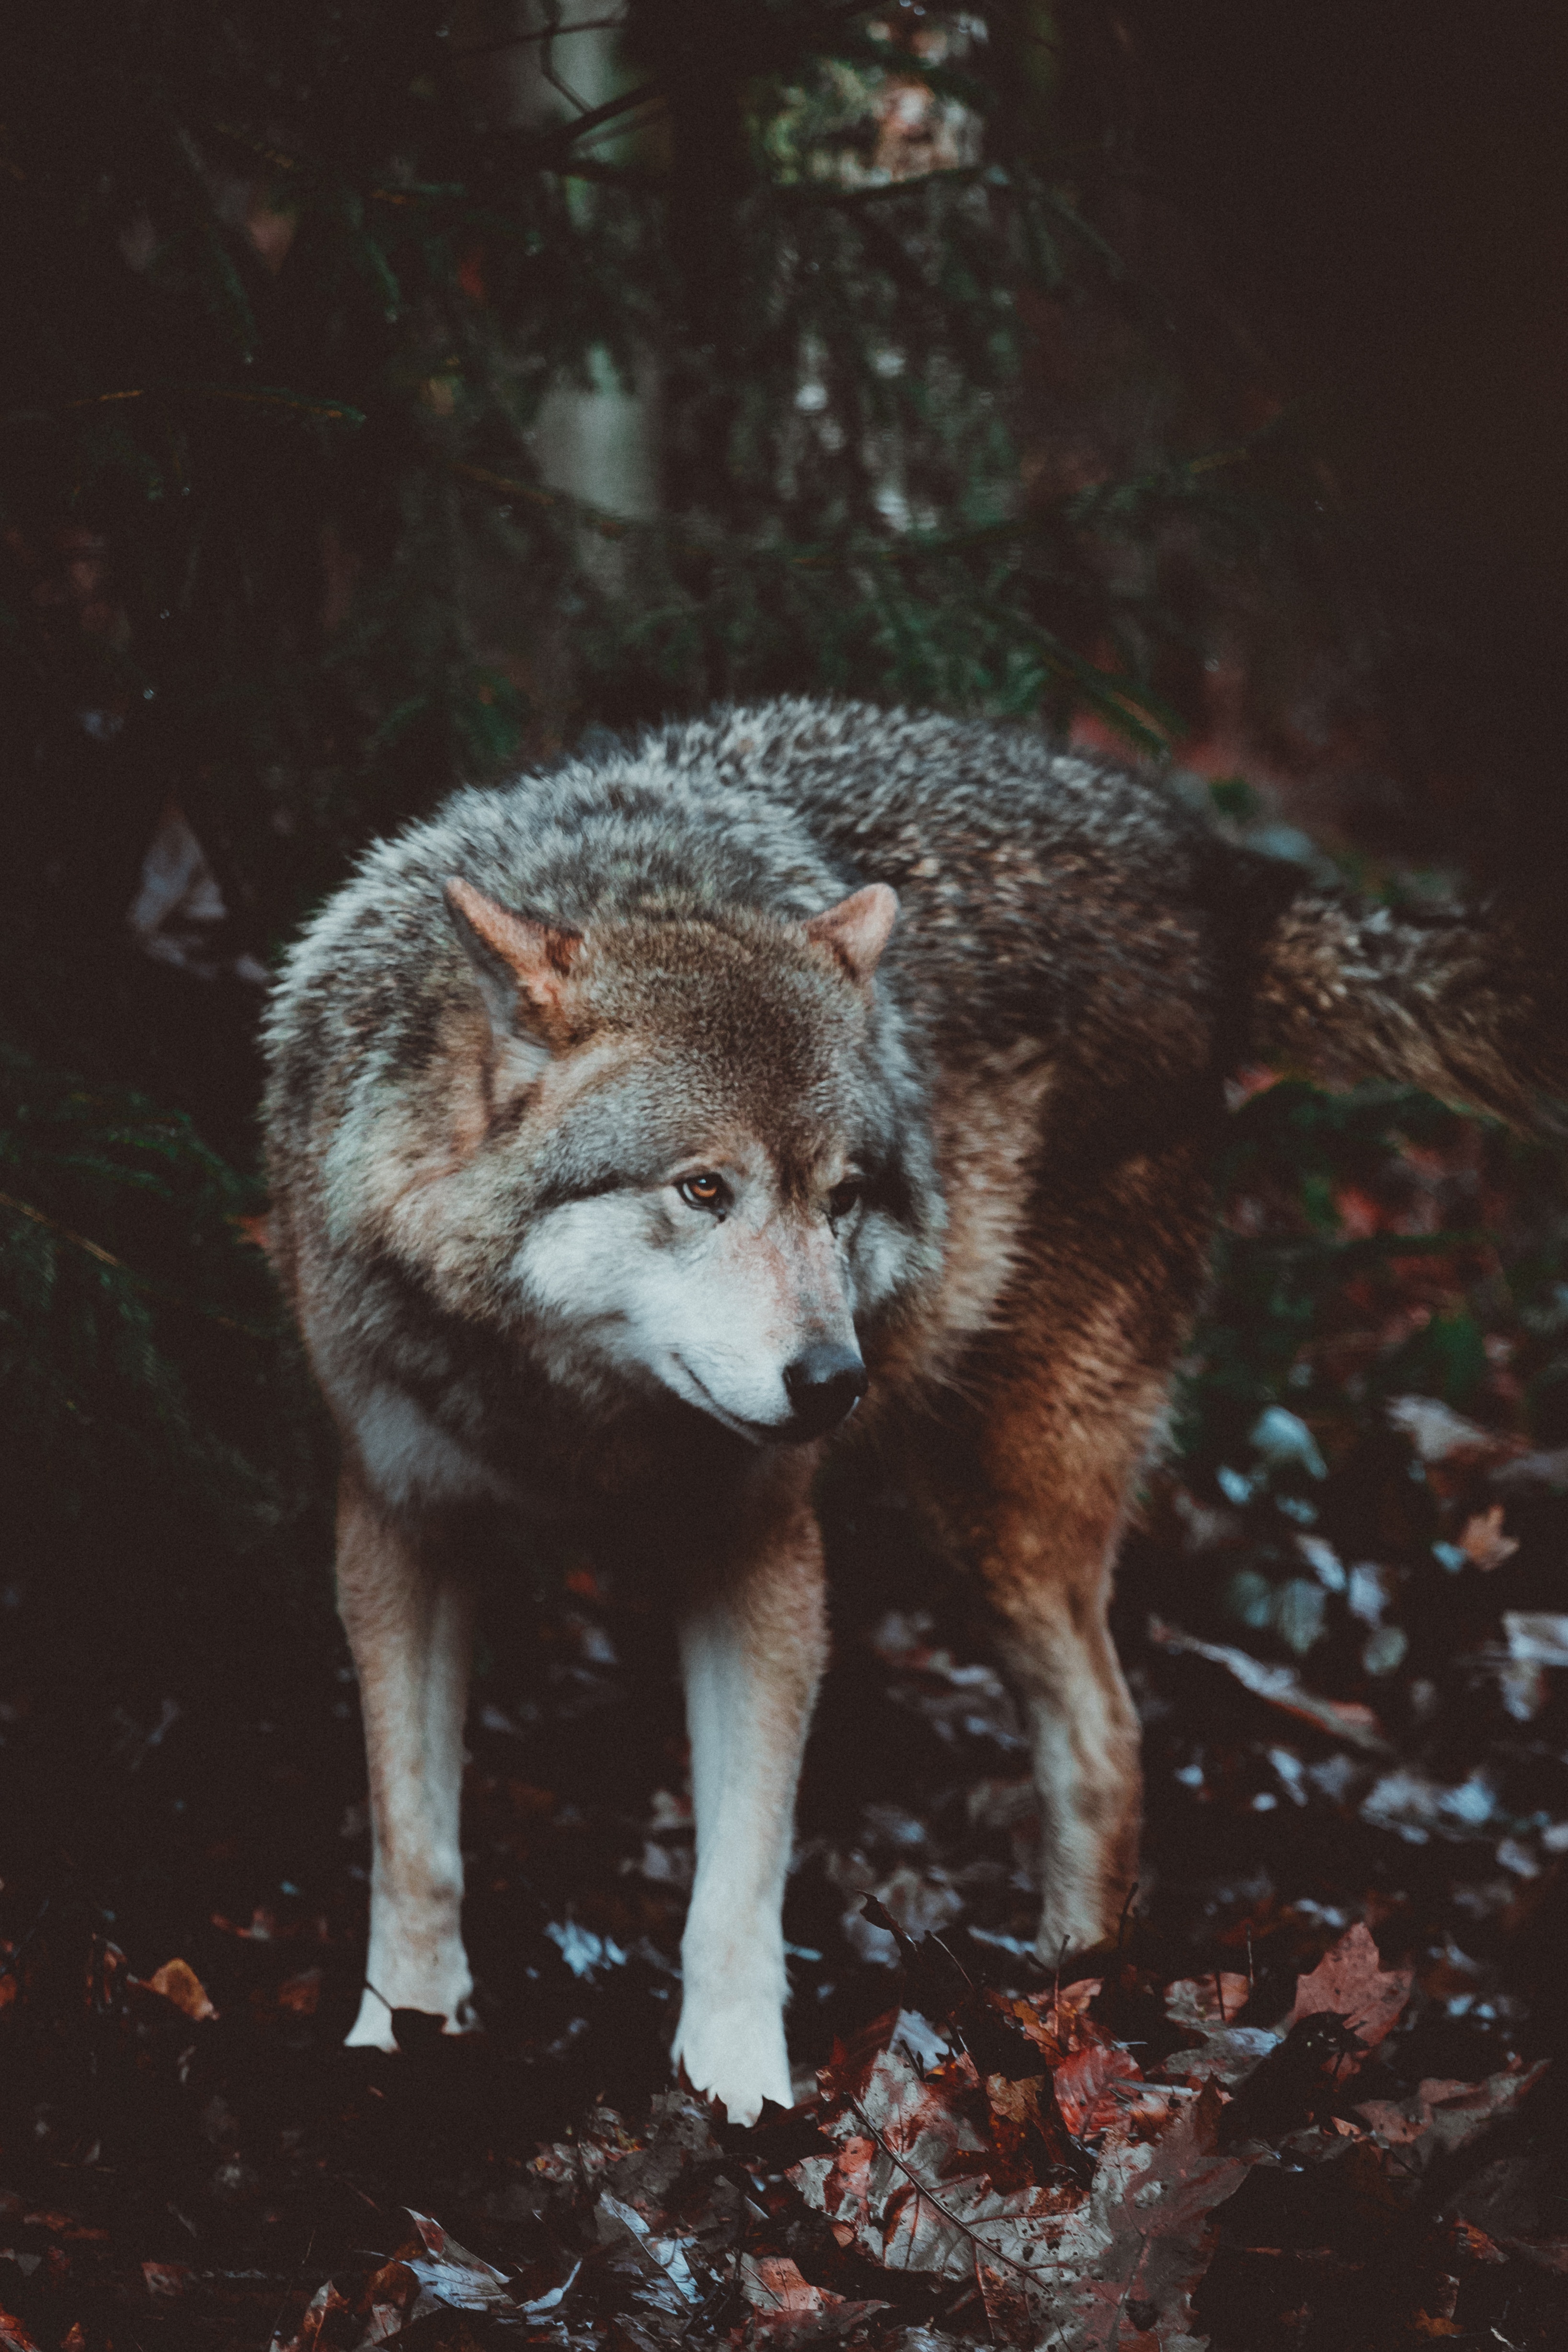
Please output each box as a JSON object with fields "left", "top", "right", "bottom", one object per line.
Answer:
{"left": 930, "top": 1153, "right": 1211, "bottom": 1957}
{"left": 335, "top": 1467, "right": 478, "bottom": 2048}
{"left": 672, "top": 1456, "right": 827, "bottom": 2126}
{"left": 979, "top": 1494, "right": 1143, "bottom": 1958}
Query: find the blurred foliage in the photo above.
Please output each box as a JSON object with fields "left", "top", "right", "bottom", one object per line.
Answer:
{"left": 0, "top": 1044, "right": 326, "bottom": 1594}
{"left": 0, "top": 1, "right": 1316, "bottom": 1026}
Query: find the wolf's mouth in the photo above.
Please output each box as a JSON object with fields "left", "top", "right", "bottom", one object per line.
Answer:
{"left": 670, "top": 1357, "right": 783, "bottom": 1446}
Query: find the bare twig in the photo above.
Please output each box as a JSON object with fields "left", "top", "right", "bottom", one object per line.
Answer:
{"left": 847, "top": 2097, "right": 1048, "bottom": 2285}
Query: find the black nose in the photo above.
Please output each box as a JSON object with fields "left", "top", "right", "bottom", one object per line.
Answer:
{"left": 782, "top": 1342, "right": 868, "bottom": 1439}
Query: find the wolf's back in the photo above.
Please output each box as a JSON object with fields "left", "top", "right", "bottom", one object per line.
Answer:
{"left": 263, "top": 696, "right": 1564, "bottom": 1173}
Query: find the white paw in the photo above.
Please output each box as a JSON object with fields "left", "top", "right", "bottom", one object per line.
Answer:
{"left": 344, "top": 1983, "right": 481, "bottom": 2048}
{"left": 673, "top": 1998, "right": 793, "bottom": 2127}
{"left": 345, "top": 1986, "right": 402, "bottom": 2051}
{"left": 345, "top": 1925, "right": 476, "bottom": 2049}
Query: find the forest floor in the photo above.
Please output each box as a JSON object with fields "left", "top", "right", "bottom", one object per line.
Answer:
{"left": 3, "top": 1086, "right": 1568, "bottom": 2351}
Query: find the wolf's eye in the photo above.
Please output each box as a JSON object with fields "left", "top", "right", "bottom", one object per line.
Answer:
{"left": 678, "top": 1172, "right": 728, "bottom": 1212}
{"left": 828, "top": 1180, "right": 863, "bottom": 1223}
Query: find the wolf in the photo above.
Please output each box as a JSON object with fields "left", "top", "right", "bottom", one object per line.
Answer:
{"left": 263, "top": 698, "right": 1563, "bottom": 2124}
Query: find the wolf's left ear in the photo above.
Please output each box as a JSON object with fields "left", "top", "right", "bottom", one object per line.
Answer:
{"left": 803, "top": 883, "right": 899, "bottom": 987}
{"left": 444, "top": 876, "right": 582, "bottom": 1043}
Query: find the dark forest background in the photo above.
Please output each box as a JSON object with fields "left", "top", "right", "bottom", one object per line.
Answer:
{"left": 1, "top": 8, "right": 1567, "bottom": 2349}
{"left": 4, "top": 0, "right": 1565, "bottom": 1586}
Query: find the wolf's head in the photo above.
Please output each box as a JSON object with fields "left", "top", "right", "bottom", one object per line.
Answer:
{"left": 443, "top": 874, "right": 934, "bottom": 1443}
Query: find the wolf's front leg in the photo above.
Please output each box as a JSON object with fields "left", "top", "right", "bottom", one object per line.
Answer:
{"left": 334, "top": 1466, "right": 478, "bottom": 2048}
{"left": 673, "top": 1456, "right": 828, "bottom": 2125}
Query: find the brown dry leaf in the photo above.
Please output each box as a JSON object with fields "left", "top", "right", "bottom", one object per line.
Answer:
{"left": 269, "top": 2213, "right": 517, "bottom": 2352}
{"left": 1460, "top": 1504, "right": 1518, "bottom": 1569}
{"left": 275, "top": 1967, "right": 322, "bottom": 2016}
{"left": 145, "top": 1958, "right": 218, "bottom": 2022}
{"left": 1447, "top": 2217, "right": 1507, "bottom": 2264}
{"left": 1158, "top": 1975, "right": 1282, "bottom": 2092}
{"left": 22, "top": 2215, "right": 107, "bottom": 2242}
{"left": 142, "top": 2260, "right": 194, "bottom": 2298}
{"left": 0, "top": 2310, "right": 41, "bottom": 2352}
{"left": 402, "top": 2210, "right": 514, "bottom": 2310}
{"left": 791, "top": 2042, "right": 1075, "bottom": 2282}
{"left": 1355, "top": 2060, "right": 1549, "bottom": 2169}
{"left": 1053, "top": 2036, "right": 1145, "bottom": 2140}
{"left": 1385, "top": 1396, "right": 1524, "bottom": 1471}
{"left": 1286, "top": 1921, "right": 1412, "bottom": 2054}
{"left": 794, "top": 2015, "right": 1269, "bottom": 2350}
{"left": 1165, "top": 1975, "right": 1251, "bottom": 2034}
{"left": 737, "top": 2251, "right": 885, "bottom": 2337}
{"left": 1148, "top": 1618, "right": 1391, "bottom": 1752}
{"left": 988, "top": 1975, "right": 1101, "bottom": 2061}
{"left": 268, "top": 2276, "right": 355, "bottom": 2352}
{"left": 739, "top": 2254, "right": 836, "bottom": 2316}
{"left": 975, "top": 2255, "right": 1035, "bottom": 2342}
{"left": 1052, "top": 2077, "right": 1256, "bottom": 2350}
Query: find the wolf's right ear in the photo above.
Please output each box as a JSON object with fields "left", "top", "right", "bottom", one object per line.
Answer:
{"left": 444, "top": 877, "right": 582, "bottom": 1044}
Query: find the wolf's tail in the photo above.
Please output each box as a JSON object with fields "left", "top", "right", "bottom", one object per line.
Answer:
{"left": 1251, "top": 884, "right": 1568, "bottom": 1130}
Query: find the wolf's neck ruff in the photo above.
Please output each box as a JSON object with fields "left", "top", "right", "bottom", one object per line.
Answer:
{"left": 263, "top": 698, "right": 1563, "bottom": 2122}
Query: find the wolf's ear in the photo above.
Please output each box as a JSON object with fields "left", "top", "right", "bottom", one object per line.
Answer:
{"left": 444, "top": 876, "right": 582, "bottom": 1043}
{"left": 803, "top": 883, "right": 899, "bottom": 987}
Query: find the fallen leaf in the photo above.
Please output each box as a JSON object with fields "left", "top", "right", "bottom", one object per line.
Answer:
{"left": 1385, "top": 1396, "right": 1522, "bottom": 1468}
{"left": 1149, "top": 1618, "right": 1391, "bottom": 1751}
{"left": 595, "top": 2191, "right": 701, "bottom": 2310}
{"left": 1165, "top": 1975, "right": 1251, "bottom": 2034}
{"left": 142, "top": 2260, "right": 194, "bottom": 2297}
{"left": 792, "top": 2042, "right": 1076, "bottom": 2282}
{"left": 1459, "top": 1504, "right": 1517, "bottom": 1569}
{"left": 1360, "top": 1766, "right": 1499, "bottom": 1843}
{"left": 737, "top": 2249, "right": 884, "bottom": 2337}
{"left": 268, "top": 2276, "right": 358, "bottom": 2352}
{"left": 275, "top": 1967, "right": 321, "bottom": 2016}
{"left": 145, "top": 1959, "right": 218, "bottom": 2021}
{"left": 1502, "top": 2236, "right": 1568, "bottom": 2272}
{"left": 739, "top": 2252, "right": 836, "bottom": 2315}
{"left": 1446, "top": 2217, "right": 1507, "bottom": 2264}
{"left": 403, "top": 2210, "right": 514, "bottom": 2309}
{"left": 1286, "top": 1921, "right": 1413, "bottom": 2054}
{"left": 1504, "top": 1612, "right": 1568, "bottom": 1667}
{"left": 1045, "top": 2077, "right": 1257, "bottom": 2349}
{"left": 1052, "top": 2037, "right": 1144, "bottom": 2139}
{"left": 22, "top": 2216, "right": 107, "bottom": 2241}
{"left": 1493, "top": 1445, "right": 1568, "bottom": 1492}
{"left": 1355, "top": 2061, "right": 1548, "bottom": 2167}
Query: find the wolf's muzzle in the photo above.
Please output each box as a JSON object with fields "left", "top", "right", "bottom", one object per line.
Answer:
{"left": 782, "top": 1342, "right": 868, "bottom": 1440}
